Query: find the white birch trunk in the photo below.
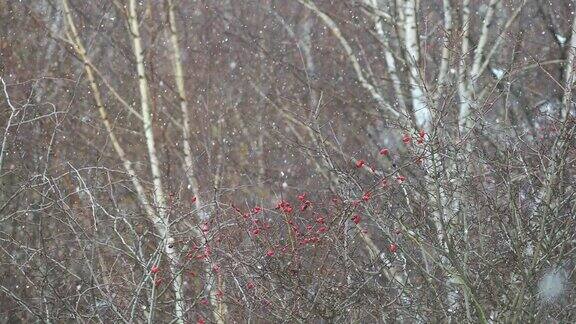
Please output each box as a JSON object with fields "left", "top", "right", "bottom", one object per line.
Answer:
{"left": 437, "top": 0, "right": 453, "bottom": 97}
{"left": 166, "top": 1, "right": 227, "bottom": 322}
{"left": 368, "top": 0, "right": 408, "bottom": 113}
{"left": 127, "top": 1, "right": 184, "bottom": 322}
{"left": 562, "top": 6, "right": 576, "bottom": 119}
{"left": 60, "top": 0, "right": 158, "bottom": 223}
{"left": 403, "top": 0, "right": 431, "bottom": 129}
{"left": 470, "top": 0, "right": 499, "bottom": 82}
{"left": 458, "top": 0, "right": 473, "bottom": 134}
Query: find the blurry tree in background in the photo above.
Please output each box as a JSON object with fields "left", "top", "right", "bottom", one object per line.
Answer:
{"left": 0, "top": 0, "right": 575, "bottom": 323}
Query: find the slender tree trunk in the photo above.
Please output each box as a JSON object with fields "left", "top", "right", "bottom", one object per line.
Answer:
{"left": 165, "top": 1, "right": 227, "bottom": 322}
{"left": 403, "top": 0, "right": 431, "bottom": 128}
{"left": 127, "top": 1, "right": 184, "bottom": 322}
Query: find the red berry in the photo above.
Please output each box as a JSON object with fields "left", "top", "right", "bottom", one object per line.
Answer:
{"left": 151, "top": 265, "right": 159, "bottom": 274}
{"left": 418, "top": 129, "right": 426, "bottom": 138}
{"left": 300, "top": 200, "right": 311, "bottom": 211}
{"left": 402, "top": 134, "right": 412, "bottom": 144}
{"left": 252, "top": 228, "right": 260, "bottom": 235}
{"left": 352, "top": 214, "right": 361, "bottom": 224}
{"left": 247, "top": 281, "right": 255, "bottom": 289}
{"left": 380, "top": 148, "right": 389, "bottom": 156}
{"left": 277, "top": 200, "right": 293, "bottom": 213}
{"left": 389, "top": 243, "right": 398, "bottom": 253}
{"left": 396, "top": 175, "right": 406, "bottom": 183}
{"left": 201, "top": 223, "right": 209, "bottom": 233}
{"left": 362, "top": 191, "right": 372, "bottom": 202}
{"left": 154, "top": 278, "right": 163, "bottom": 286}
{"left": 355, "top": 160, "right": 366, "bottom": 168}
{"left": 266, "top": 249, "right": 275, "bottom": 257}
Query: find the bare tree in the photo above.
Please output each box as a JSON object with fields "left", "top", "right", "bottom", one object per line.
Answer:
{"left": 1, "top": 0, "right": 575, "bottom": 323}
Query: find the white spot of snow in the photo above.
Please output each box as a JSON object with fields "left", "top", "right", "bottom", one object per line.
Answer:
{"left": 538, "top": 267, "right": 568, "bottom": 303}
{"left": 491, "top": 67, "right": 505, "bottom": 80}
{"left": 556, "top": 34, "right": 567, "bottom": 45}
